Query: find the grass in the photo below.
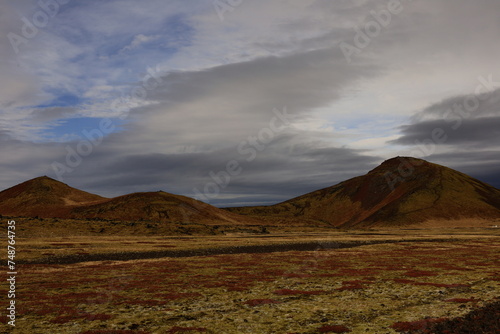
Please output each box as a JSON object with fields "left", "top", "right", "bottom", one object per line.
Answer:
{"left": 2, "top": 228, "right": 499, "bottom": 333}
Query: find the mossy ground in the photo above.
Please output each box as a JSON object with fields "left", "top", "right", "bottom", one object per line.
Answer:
{"left": 1, "top": 230, "right": 499, "bottom": 333}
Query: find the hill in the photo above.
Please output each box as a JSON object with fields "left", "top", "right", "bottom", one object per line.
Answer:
{"left": 69, "top": 191, "right": 257, "bottom": 225}
{"left": 226, "top": 157, "right": 500, "bottom": 228}
{"left": 0, "top": 177, "right": 259, "bottom": 226}
{"left": 0, "top": 176, "right": 106, "bottom": 217}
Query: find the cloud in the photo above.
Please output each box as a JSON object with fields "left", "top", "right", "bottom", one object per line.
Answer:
{"left": 390, "top": 87, "right": 500, "bottom": 189}
{"left": 2, "top": 0, "right": 500, "bottom": 206}
{"left": 52, "top": 131, "right": 381, "bottom": 206}
{"left": 120, "top": 34, "right": 159, "bottom": 53}
{"left": 391, "top": 88, "right": 500, "bottom": 148}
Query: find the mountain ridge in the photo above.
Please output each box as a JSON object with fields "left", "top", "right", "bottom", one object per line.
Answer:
{"left": 1, "top": 157, "right": 499, "bottom": 228}
{"left": 225, "top": 157, "right": 500, "bottom": 227}
{"left": 0, "top": 176, "right": 259, "bottom": 226}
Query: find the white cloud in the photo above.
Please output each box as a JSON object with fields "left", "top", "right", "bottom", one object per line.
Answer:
{"left": 120, "top": 34, "right": 159, "bottom": 53}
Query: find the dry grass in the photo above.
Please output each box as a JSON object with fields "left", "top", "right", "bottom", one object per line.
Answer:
{"left": 1, "top": 229, "right": 499, "bottom": 333}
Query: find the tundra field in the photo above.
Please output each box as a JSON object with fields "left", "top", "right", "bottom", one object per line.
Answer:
{"left": 1, "top": 227, "right": 499, "bottom": 334}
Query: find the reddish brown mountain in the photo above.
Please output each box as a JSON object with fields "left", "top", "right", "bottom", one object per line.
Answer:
{"left": 0, "top": 177, "right": 258, "bottom": 225}
{"left": 0, "top": 176, "right": 105, "bottom": 217}
{"left": 226, "top": 157, "right": 500, "bottom": 228}
{"left": 69, "top": 191, "right": 256, "bottom": 225}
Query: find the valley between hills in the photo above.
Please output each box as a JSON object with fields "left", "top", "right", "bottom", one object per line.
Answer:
{"left": 1, "top": 157, "right": 499, "bottom": 333}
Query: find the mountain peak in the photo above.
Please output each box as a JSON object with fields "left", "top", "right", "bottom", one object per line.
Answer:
{"left": 228, "top": 158, "right": 500, "bottom": 228}
{"left": 368, "top": 156, "right": 432, "bottom": 175}
{"left": 0, "top": 177, "right": 106, "bottom": 217}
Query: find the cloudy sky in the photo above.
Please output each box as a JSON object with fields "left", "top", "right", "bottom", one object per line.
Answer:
{"left": 1, "top": 0, "right": 500, "bottom": 207}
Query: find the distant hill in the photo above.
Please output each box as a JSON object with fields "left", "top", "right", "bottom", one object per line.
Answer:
{"left": 69, "top": 191, "right": 257, "bottom": 225}
{"left": 0, "top": 177, "right": 259, "bottom": 226}
{"left": 0, "top": 176, "right": 105, "bottom": 218}
{"left": 3, "top": 157, "right": 500, "bottom": 229}
{"left": 226, "top": 157, "right": 500, "bottom": 228}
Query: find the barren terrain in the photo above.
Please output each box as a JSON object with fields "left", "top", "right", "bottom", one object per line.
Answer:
{"left": 2, "top": 227, "right": 499, "bottom": 333}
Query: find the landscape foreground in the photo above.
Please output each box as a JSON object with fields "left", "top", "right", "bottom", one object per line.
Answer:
{"left": 2, "top": 228, "right": 499, "bottom": 333}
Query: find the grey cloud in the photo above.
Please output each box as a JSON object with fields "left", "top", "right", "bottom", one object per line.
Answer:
{"left": 44, "top": 129, "right": 381, "bottom": 206}
{"left": 424, "top": 151, "right": 500, "bottom": 189}
{"left": 145, "top": 47, "right": 381, "bottom": 115}
{"left": 75, "top": 135, "right": 383, "bottom": 206}
{"left": 391, "top": 117, "right": 500, "bottom": 147}
{"left": 391, "top": 88, "right": 500, "bottom": 147}
{"left": 0, "top": 134, "right": 63, "bottom": 188}
{"left": 411, "top": 89, "right": 500, "bottom": 122}
{"left": 123, "top": 47, "right": 383, "bottom": 156}
{"left": 391, "top": 87, "right": 500, "bottom": 191}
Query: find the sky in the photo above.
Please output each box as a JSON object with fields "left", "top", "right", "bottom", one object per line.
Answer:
{"left": 1, "top": 0, "right": 500, "bottom": 207}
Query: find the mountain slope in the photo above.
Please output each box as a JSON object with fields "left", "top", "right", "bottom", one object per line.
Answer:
{"left": 0, "top": 177, "right": 260, "bottom": 226}
{"left": 0, "top": 176, "right": 106, "bottom": 217}
{"left": 226, "top": 157, "right": 500, "bottom": 227}
{"left": 69, "top": 191, "right": 258, "bottom": 225}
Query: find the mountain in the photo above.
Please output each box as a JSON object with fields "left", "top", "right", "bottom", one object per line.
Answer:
{"left": 3, "top": 157, "right": 500, "bottom": 229}
{"left": 226, "top": 157, "right": 500, "bottom": 228}
{"left": 0, "top": 177, "right": 259, "bottom": 226}
{"left": 69, "top": 191, "right": 256, "bottom": 225}
{"left": 0, "top": 176, "right": 105, "bottom": 217}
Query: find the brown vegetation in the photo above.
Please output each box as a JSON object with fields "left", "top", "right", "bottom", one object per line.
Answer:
{"left": 226, "top": 157, "right": 500, "bottom": 228}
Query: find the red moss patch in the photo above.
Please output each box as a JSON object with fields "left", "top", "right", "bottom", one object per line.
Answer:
{"left": 120, "top": 299, "right": 165, "bottom": 307}
{"left": 444, "top": 298, "right": 477, "bottom": 303}
{"left": 155, "top": 292, "right": 202, "bottom": 300}
{"left": 339, "top": 268, "right": 378, "bottom": 276}
{"left": 317, "top": 324, "right": 351, "bottom": 333}
{"left": 244, "top": 299, "right": 280, "bottom": 306}
{"left": 390, "top": 317, "right": 449, "bottom": 331}
{"left": 337, "top": 283, "right": 364, "bottom": 291}
{"left": 430, "top": 263, "right": 472, "bottom": 271}
{"left": 273, "top": 289, "right": 326, "bottom": 295}
{"left": 282, "top": 273, "right": 313, "bottom": 278}
{"left": 404, "top": 270, "right": 438, "bottom": 277}
{"left": 393, "top": 278, "right": 415, "bottom": 284}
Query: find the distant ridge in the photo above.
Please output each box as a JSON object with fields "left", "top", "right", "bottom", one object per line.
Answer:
{"left": 2, "top": 157, "right": 500, "bottom": 228}
{"left": 226, "top": 157, "right": 500, "bottom": 228}
{"left": 0, "top": 177, "right": 259, "bottom": 226}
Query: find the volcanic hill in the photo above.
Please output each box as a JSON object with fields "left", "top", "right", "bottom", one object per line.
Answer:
{"left": 226, "top": 157, "right": 500, "bottom": 228}
{"left": 68, "top": 191, "right": 255, "bottom": 225}
{"left": 0, "top": 176, "right": 105, "bottom": 218}
{"left": 0, "top": 176, "right": 258, "bottom": 225}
